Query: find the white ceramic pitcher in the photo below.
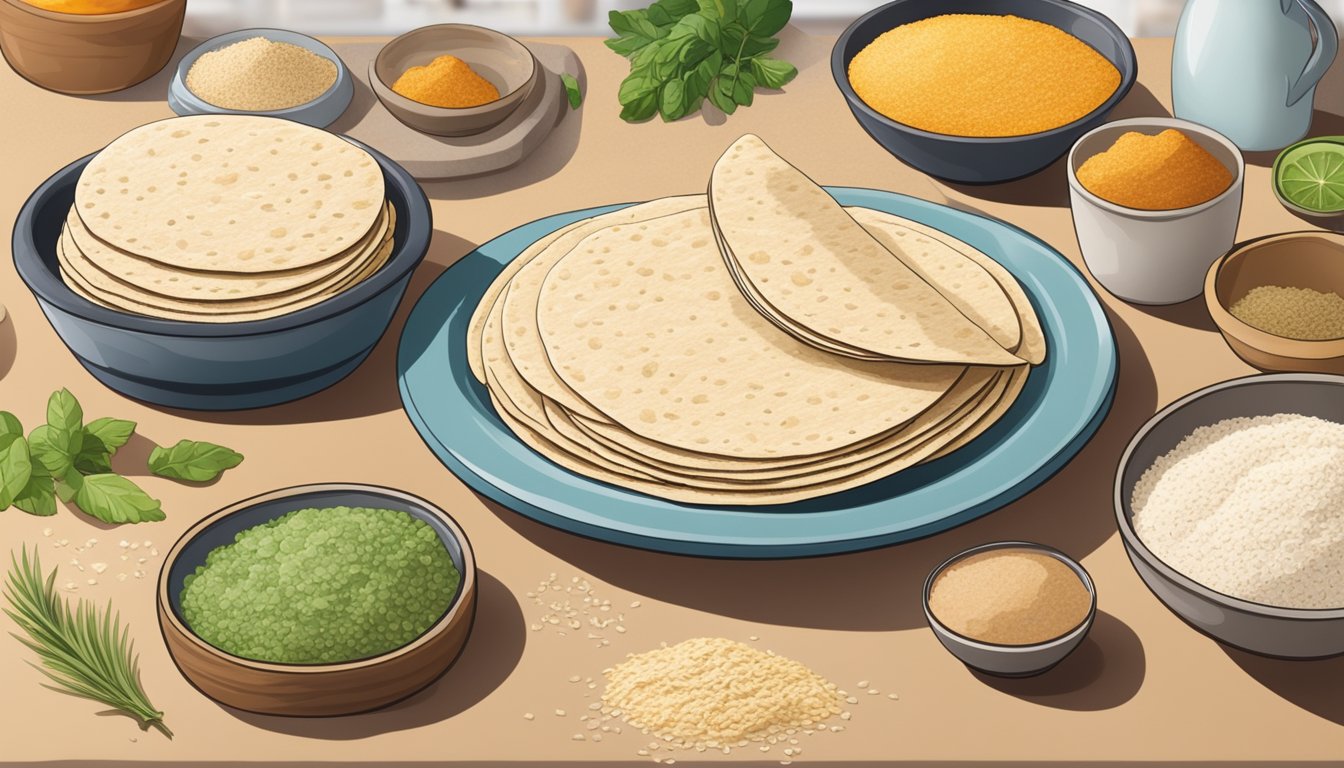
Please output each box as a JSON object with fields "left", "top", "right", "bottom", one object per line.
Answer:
{"left": 1173, "top": 0, "right": 1339, "bottom": 152}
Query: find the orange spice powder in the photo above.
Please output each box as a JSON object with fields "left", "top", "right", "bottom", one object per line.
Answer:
{"left": 392, "top": 54, "right": 500, "bottom": 109}
{"left": 847, "top": 14, "right": 1120, "bottom": 138}
{"left": 20, "top": 0, "right": 163, "bottom": 13}
{"left": 1077, "top": 129, "right": 1234, "bottom": 210}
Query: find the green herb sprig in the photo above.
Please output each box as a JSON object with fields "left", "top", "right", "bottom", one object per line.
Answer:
{"left": 4, "top": 546, "right": 170, "bottom": 738}
{"left": 1, "top": 389, "right": 244, "bottom": 524}
{"left": 606, "top": 0, "right": 797, "bottom": 122}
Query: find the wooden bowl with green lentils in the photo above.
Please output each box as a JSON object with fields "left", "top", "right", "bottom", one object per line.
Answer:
{"left": 157, "top": 483, "right": 476, "bottom": 716}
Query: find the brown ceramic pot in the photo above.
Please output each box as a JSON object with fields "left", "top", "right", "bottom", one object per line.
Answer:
{"left": 157, "top": 483, "right": 478, "bottom": 717}
{"left": 0, "top": 0, "right": 185, "bottom": 94}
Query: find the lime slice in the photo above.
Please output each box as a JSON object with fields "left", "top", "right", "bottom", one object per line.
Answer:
{"left": 1274, "top": 137, "right": 1344, "bottom": 215}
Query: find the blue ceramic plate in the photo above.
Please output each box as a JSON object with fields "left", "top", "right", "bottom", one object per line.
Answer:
{"left": 398, "top": 188, "right": 1116, "bottom": 557}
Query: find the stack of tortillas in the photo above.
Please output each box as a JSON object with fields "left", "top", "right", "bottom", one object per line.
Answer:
{"left": 468, "top": 134, "right": 1044, "bottom": 505}
{"left": 60, "top": 115, "right": 392, "bottom": 323}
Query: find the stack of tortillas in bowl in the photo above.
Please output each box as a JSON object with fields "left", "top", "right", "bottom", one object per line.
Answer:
{"left": 60, "top": 115, "right": 392, "bottom": 323}
{"left": 469, "top": 135, "right": 1045, "bottom": 505}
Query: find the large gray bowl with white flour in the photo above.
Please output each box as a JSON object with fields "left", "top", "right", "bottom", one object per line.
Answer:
{"left": 1114, "top": 373, "right": 1344, "bottom": 659}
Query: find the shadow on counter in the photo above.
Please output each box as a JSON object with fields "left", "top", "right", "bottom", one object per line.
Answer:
{"left": 81, "top": 35, "right": 203, "bottom": 105}
{"left": 418, "top": 78, "right": 584, "bottom": 201}
{"left": 150, "top": 229, "right": 477, "bottom": 426}
{"left": 1242, "top": 108, "right": 1344, "bottom": 169}
{"left": 488, "top": 309, "right": 1157, "bottom": 633}
{"left": 941, "top": 83, "right": 1172, "bottom": 210}
{"left": 1224, "top": 647, "right": 1344, "bottom": 726}
{"left": 969, "top": 611, "right": 1145, "bottom": 711}
{"left": 225, "top": 571, "right": 524, "bottom": 738}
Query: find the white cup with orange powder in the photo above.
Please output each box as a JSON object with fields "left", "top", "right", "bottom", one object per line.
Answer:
{"left": 1067, "top": 117, "right": 1245, "bottom": 305}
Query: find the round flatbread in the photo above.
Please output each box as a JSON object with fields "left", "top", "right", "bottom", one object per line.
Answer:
{"left": 75, "top": 115, "right": 384, "bottom": 273}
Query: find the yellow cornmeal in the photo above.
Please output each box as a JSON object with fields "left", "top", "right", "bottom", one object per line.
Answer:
{"left": 1076, "top": 129, "right": 1233, "bottom": 210}
{"left": 1230, "top": 285, "right": 1344, "bottom": 340}
{"left": 847, "top": 14, "right": 1120, "bottom": 137}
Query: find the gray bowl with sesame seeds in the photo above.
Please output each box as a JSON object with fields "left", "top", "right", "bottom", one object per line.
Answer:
{"left": 1115, "top": 373, "right": 1344, "bottom": 659}
{"left": 168, "top": 28, "right": 354, "bottom": 129}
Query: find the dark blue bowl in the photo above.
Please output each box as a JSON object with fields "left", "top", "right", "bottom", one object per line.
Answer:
{"left": 831, "top": 0, "right": 1137, "bottom": 184}
{"left": 13, "top": 130, "right": 432, "bottom": 411}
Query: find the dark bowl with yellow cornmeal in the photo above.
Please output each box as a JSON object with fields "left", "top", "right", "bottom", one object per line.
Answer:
{"left": 831, "top": 0, "right": 1136, "bottom": 184}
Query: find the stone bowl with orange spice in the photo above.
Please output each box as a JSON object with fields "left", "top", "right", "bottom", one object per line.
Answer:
{"left": 370, "top": 24, "right": 538, "bottom": 138}
{"left": 0, "top": 0, "right": 184, "bottom": 94}
{"left": 1068, "top": 117, "right": 1244, "bottom": 305}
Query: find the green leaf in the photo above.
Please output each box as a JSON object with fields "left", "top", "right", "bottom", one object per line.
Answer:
{"left": 750, "top": 56, "right": 796, "bottom": 89}
{"left": 0, "top": 412, "right": 22, "bottom": 440}
{"left": 13, "top": 475, "right": 55, "bottom": 517}
{"left": 660, "top": 78, "right": 688, "bottom": 121}
{"left": 0, "top": 436, "right": 32, "bottom": 509}
{"left": 73, "top": 435, "right": 112, "bottom": 476}
{"left": 148, "top": 440, "right": 244, "bottom": 483}
{"left": 28, "top": 425, "right": 76, "bottom": 479}
{"left": 46, "top": 389, "right": 82, "bottom": 440}
{"left": 560, "top": 73, "right": 583, "bottom": 109}
{"left": 73, "top": 474, "right": 164, "bottom": 524}
{"left": 749, "top": 0, "right": 791, "bottom": 37}
{"left": 618, "top": 71, "right": 657, "bottom": 106}
{"left": 740, "top": 34, "right": 779, "bottom": 57}
{"left": 84, "top": 417, "right": 135, "bottom": 452}
{"left": 55, "top": 473, "right": 79, "bottom": 504}
{"left": 732, "top": 69, "right": 757, "bottom": 105}
{"left": 708, "top": 84, "right": 737, "bottom": 114}
{"left": 620, "top": 90, "right": 660, "bottom": 122}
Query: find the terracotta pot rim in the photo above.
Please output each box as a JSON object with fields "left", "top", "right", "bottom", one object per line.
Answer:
{"left": 0, "top": 0, "right": 183, "bottom": 23}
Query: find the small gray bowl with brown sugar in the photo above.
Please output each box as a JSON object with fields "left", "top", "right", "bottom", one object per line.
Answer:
{"left": 923, "top": 540, "right": 1096, "bottom": 677}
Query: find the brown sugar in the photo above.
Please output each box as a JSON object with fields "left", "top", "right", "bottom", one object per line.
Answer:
{"left": 928, "top": 548, "right": 1091, "bottom": 645}
{"left": 847, "top": 14, "right": 1120, "bottom": 138}
{"left": 392, "top": 54, "right": 500, "bottom": 109}
{"left": 1077, "top": 129, "right": 1233, "bottom": 210}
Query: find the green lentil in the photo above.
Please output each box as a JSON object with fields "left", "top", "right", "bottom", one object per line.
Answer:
{"left": 180, "top": 506, "right": 460, "bottom": 664}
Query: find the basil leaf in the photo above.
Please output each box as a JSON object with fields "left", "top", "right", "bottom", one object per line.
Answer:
{"left": 740, "top": 34, "right": 779, "bottom": 57}
{"left": 749, "top": 0, "right": 791, "bottom": 37}
{"left": 0, "top": 436, "right": 32, "bottom": 509}
{"left": 708, "top": 84, "right": 737, "bottom": 114}
{"left": 46, "top": 389, "right": 83, "bottom": 439}
{"left": 660, "top": 78, "right": 687, "bottom": 121}
{"left": 73, "top": 433, "right": 112, "bottom": 476}
{"left": 84, "top": 417, "right": 136, "bottom": 452}
{"left": 28, "top": 425, "right": 76, "bottom": 479}
{"left": 148, "top": 440, "right": 244, "bottom": 483}
{"left": 0, "top": 412, "right": 22, "bottom": 440}
{"left": 73, "top": 474, "right": 164, "bottom": 524}
{"left": 621, "top": 90, "right": 659, "bottom": 122}
{"left": 561, "top": 74, "right": 583, "bottom": 109}
{"left": 618, "top": 71, "right": 656, "bottom": 106}
{"left": 55, "top": 473, "right": 79, "bottom": 504}
{"left": 750, "top": 56, "right": 796, "bottom": 89}
{"left": 13, "top": 475, "right": 55, "bottom": 517}
{"left": 732, "top": 69, "right": 757, "bottom": 106}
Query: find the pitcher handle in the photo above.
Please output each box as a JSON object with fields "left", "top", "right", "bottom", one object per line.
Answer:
{"left": 1287, "top": 0, "right": 1339, "bottom": 107}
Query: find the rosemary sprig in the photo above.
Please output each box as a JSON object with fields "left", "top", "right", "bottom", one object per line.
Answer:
{"left": 3, "top": 546, "right": 171, "bottom": 738}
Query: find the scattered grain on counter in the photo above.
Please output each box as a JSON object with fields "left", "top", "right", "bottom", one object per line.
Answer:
{"left": 186, "top": 37, "right": 338, "bottom": 111}
{"left": 929, "top": 548, "right": 1092, "bottom": 645}
{"left": 531, "top": 573, "right": 629, "bottom": 646}
{"left": 600, "top": 638, "right": 845, "bottom": 753}
{"left": 1133, "top": 413, "right": 1344, "bottom": 608}
{"left": 1229, "top": 285, "right": 1344, "bottom": 340}
{"left": 392, "top": 54, "right": 500, "bottom": 109}
{"left": 847, "top": 14, "right": 1120, "bottom": 137}
{"left": 1076, "top": 129, "right": 1233, "bottom": 210}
